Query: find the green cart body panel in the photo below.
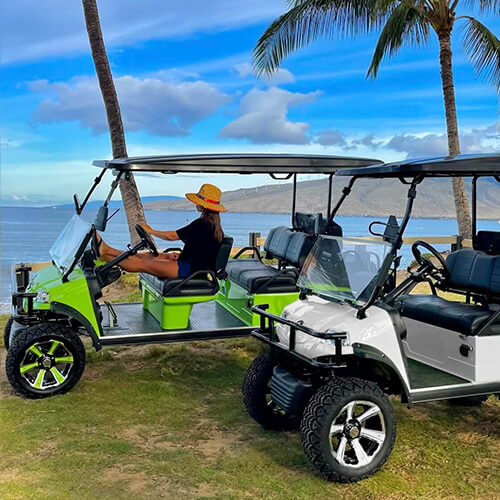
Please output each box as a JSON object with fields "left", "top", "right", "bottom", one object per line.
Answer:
{"left": 141, "top": 280, "right": 217, "bottom": 330}
{"left": 216, "top": 278, "right": 299, "bottom": 326}
{"left": 26, "top": 263, "right": 101, "bottom": 338}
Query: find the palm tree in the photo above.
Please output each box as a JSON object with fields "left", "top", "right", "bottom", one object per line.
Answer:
{"left": 254, "top": 0, "right": 500, "bottom": 238}
{"left": 81, "top": 0, "right": 146, "bottom": 242}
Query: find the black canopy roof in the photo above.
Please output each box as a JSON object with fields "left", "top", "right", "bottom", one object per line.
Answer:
{"left": 93, "top": 153, "right": 382, "bottom": 174}
{"left": 337, "top": 154, "right": 500, "bottom": 177}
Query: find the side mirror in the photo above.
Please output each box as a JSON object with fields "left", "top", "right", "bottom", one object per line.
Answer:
{"left": 73, "top": 194, "right": 81, "bottom": 214}
{"left": 94, "top": 205, "right": 108, "bottom": 231}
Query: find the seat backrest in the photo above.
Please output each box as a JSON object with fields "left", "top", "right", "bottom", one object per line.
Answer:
{"left": 294, "top": 212, "right": 343, "bottom": 237}
{"left": 294, "top": 212, "right": 322, "bottom": 234}
{"left": 264, "top": 226, "right": 293, "bottom": 259}
{"left": 215, "top": 236, "right": 233, "bottom": 278}
{"left": 446, "top": 248, "right": 500, "bottom": 296}
{"left": 475, "top": 231, "right": 500, "bottom": 255}
{"left": 264, "top": 225, "right": 315, "bottom": 268}
{"left": 284, "top": 231, "right": 315, "bottom": 267}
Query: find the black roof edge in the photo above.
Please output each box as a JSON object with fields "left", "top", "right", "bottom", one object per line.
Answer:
{"left": 337, "top": 153, "right": 500, "bottom": 177}
{"left": 93, "top": 153, "right": 383, "bottom": 174}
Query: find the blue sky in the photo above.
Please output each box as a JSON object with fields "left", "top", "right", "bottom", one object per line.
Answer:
{"left": 1, "top": 0, "right": 499, "bottom": 205}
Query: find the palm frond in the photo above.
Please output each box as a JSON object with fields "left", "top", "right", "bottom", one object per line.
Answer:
{"left": 462, "top": 17, "right": 500, "bottom": 90}
{"left": 253, "top": 0, "right": 378, "bottom": 77}
{"left": 460, "top": 0, "right": 500, "bottom": 15}
{"left": 367, "top": 3, "right": 430, "bottom": 78}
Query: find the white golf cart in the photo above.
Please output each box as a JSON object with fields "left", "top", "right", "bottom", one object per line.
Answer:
{"left": 243, "top": 154, "right": 500, "bottom": 482}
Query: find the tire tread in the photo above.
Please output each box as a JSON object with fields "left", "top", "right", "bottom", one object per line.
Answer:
{"left": 300, "top": 376, "right": 396, "bottom": 483}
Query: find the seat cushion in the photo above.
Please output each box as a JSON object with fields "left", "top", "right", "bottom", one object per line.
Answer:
{"left": 226, "top": 259, "right": 297, "bottom": 293}
{"left": 139, "top": 272, "right": 218, "bottom": 297}
{"left": 236, "top": 267, "right": 298, "bottom": 293}
{"left": 397, "top": 294, "right": 493, "bottom": 336}
{"left": 226, "top": 259, "right": 268, "bottom": 281}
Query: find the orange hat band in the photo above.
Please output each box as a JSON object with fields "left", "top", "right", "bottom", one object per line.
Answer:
{"left": 198, "top": 194, "right": 220, "bottom": 205}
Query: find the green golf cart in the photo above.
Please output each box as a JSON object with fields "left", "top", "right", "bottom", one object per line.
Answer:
{"left": 5, "top": 154, "right": 381, "bottom": 398}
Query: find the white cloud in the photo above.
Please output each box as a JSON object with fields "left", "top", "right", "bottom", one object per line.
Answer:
{"left": 234, "top": 63, "right": 254, "bottom": 78}
{"left": 219, "top": 87, "right": 320, "bottom": 144}
{"left": 0, "top": 138, "right": 21, "bottom": 148}
{"left": 314, "top": 123, "right": 499, "bottom": 157}
{"left": 234, "top": 63, "right": 295, "bottom": 84}
{"left": 386, "top": 124, "right": 500, "bottom": 157}
{"left": 1, "top": 0, "right": 283, "bottom": 65}
{"left": 315, "top": 129, "right": 347, "bottom": 147}
{"left": 30, "top": 75, "right": 230, "bottom": 136}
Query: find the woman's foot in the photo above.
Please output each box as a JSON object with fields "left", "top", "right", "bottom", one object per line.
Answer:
{"left": 94, "top": 232, "right": 110, "bottom": 259}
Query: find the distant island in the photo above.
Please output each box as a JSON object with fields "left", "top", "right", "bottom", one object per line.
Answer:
{"left": 145, "top": 177, "right": 499, "bottom": 220}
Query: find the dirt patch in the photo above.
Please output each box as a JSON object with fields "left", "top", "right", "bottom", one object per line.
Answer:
{"left": 101, "top": 464, "right": 162, "bottom": 496}
{"left": 119, "top": 422, "right": 243, "bottom": 461}
{"left": 120, "top": 425, "right": 180, "bottom": 451}
{"left": 191, "top": 482, "right": 218, "bottom": 498}
{"left": 100, "top": 273, "right": 139, "bottom": 303}
{"left": 192, "top": 429, "right": 242, "bottom": 459}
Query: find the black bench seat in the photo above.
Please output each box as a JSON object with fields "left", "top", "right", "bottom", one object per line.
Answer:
{"left": 226, "top": 226, "right": 314, "bottom": 294}
{"left": 226, "top": 260, "right": 298, "bottom": 293}
{"left": 396, "top": 246, "right": 500, "bottom": 336}
{"left": 397, "top": 294, "right": 493, "bottom": 336}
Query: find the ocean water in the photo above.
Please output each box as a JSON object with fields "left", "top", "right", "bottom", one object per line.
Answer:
{"left": 1, "top": 206, "right": 498, "bottom": 310}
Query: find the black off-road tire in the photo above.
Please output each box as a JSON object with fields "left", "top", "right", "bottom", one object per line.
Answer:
{"left": 301, "top": 377, "right": 396, "bottom": 483}
{"left": 6, "top": 322, "right": 86, "bottom": 399}
{"left": 449, "top": 395, "right": 489, "bottom": 406}
{"left": 242, "top": 350, "right": 300, "bottom": 431}
{"left": 3, "top": 317, "right": 14, "bottom": 350}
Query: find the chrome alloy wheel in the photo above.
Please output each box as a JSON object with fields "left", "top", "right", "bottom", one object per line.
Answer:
{"left": 329, "top": 400, "right": 386, "bottom": 468}
{"left": 19, "top": 339, "right": 74, "bottom": 390}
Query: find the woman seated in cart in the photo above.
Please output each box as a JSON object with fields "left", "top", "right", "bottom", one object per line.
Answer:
{"left": 98, "top": 183, "right": 227, "bottom": 279}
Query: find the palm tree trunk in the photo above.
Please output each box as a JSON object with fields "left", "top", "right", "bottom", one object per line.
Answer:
{"left": 437, "top": 30, "right": 472, "bottom": 239}
{"left": 81, "top": 0, "right": 146, "bottom": 243}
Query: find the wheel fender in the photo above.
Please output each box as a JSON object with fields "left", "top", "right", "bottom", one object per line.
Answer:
{"left": 352, "top": 342, "right": 411, "bottom": 404}
{"left": 50, "top": 301, "right": 102, "bottom": 351}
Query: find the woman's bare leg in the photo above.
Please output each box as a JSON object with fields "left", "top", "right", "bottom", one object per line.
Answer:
{"left": 98, "top": 236, "right": 172, "bottom": 261}
{"left": 97, "top": 239, "right": 178, "bottom": 278}
{"left": 115, "top": 254, "right": 179, "bottom": 278}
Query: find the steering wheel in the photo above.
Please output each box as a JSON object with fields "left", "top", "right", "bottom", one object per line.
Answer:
{"left": 411, "top": 240, "right": 450, "bottom": 281}
{"left": 135, "top": 224, "right": 158, "bottom": 256}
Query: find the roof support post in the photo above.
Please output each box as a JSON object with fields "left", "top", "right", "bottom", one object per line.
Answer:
{"left": 291, "top": 174, "right": 297, "bottom": 228}
{"left": 471, "top": 176, "right": 478, "bottom": 248}
{"left": 327, "top": 174, "right": 334, "bottom": 218}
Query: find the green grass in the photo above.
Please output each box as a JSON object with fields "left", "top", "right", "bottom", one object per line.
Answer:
{"left": 1, "top": 280, "right": 499, "bottom": 498}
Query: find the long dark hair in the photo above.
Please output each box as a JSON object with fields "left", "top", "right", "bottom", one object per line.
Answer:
{"left": 201, "top": 209, "right": 224, "bottom": 243}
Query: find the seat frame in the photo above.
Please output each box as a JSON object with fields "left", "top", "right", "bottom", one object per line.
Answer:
{"left": 140, "top": 237, "right": 233, "bottom": 330}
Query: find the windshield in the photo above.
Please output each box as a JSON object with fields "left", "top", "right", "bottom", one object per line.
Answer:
{"left": 49, "top": 215, "right": 92, "bottom": 273}
{"left": 297, "top": 235, "right": 392, "bottom": 304}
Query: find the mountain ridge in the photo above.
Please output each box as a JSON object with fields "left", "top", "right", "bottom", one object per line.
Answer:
{"left": 145, "top": 177, "right": 499, "bottom": 219}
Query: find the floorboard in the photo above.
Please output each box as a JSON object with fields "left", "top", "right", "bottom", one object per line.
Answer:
{"left": 408, "top": 358, "right": 468, "bottom": 389}
{"left": 101, "top": 301, "right": 246, "bottom": 337}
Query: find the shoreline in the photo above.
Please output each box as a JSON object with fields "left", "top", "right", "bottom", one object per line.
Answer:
{"left": 2, "top": 205, "right": 496, "bottom": 221}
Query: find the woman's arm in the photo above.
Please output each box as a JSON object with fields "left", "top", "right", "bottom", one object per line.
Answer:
{"left": 143, "top": 224, "right": 179, "bottom": 241}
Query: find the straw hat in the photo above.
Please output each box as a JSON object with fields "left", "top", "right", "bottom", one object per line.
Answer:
{"left": 185, "top": 183, "right": 227, "bottom": 212}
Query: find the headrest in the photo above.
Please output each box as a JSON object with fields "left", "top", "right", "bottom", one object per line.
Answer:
{"left": 475, "top": 231, "right": 500, "bottom": 255}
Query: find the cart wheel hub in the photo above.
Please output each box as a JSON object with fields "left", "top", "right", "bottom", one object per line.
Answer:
{"left": 344, "top": 421, "right": 361, "bottom": 439}
{"left": 40, "top": 357, "right": 53, "bottom": 369}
